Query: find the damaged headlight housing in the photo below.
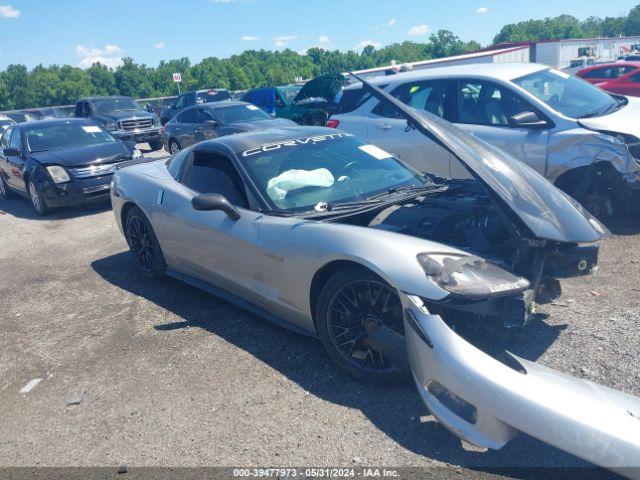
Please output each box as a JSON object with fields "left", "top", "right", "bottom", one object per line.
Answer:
{"left": 417, "top": 253, "right": 529, "bottom": 298}
{"left": 46, "top": 165, "right": 70, "bottom": 184}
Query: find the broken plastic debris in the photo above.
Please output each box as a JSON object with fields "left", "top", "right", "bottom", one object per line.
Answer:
{"left": 66, "top": 389, "right": 86, "bottom": 406}
{"left": 19, "top": 378, "right": 42, "bottom": 394}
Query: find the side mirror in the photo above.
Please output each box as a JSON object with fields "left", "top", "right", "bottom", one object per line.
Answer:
{"left": 510, "top": 111, "right": 549, "bottom": 129}
{"left": 191, "top": 193, "right": 241, "bottom": 220}
{"left": 3, "top": 147, "right": 21, "bottom": 157}
{"left": 203, "top": 120, "right": 218, "bottom": 128}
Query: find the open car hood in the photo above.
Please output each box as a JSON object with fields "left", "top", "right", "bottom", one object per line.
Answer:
{"left": 354, "top": 74, "right": 609, "bottom": 244}
{"left": 292, "top": 74, "right": 347, "bottom": 105}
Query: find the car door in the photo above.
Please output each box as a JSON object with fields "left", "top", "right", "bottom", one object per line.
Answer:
{"left": 451, "top": 79, "right": 549, "bottom": 177}
{"left": 5, "top": 127, "right": 27, "bottom": 192}
{"left": 606, "top": 71, "right": 640, "bottom": 96}
{"left": 363, "top": 79, "right": 454, "bottom": 178}
{"left": 174, "top": 108, "right": 199, "bottom": 147}
{"left": 579, "top": 66, "right": 612, "bottom": 84}
{"left": 193, "top": 108, "right": 220, "bottom": 143}
{"left": 157, "top": 148, "right": 274, "bottom": 306}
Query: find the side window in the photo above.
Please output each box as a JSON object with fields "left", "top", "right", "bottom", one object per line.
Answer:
{"left": 337, "top": 85, "right": 388, "bottom": 114}
{"left": 456, "top": 80, "right": 533, "bottom": 128}
{"left": 9, "top": 129, "right": 22, "bottom": 151}
{"left": 582, "top": 68, "right": 606, "bottom": 79}
{"left": 372, "top": 80, "right": 449, "bottom": 119}
{"left": 185, "top": 93, "right": 196, "bottom": 107}
{"left": 175, "top": 95, "right": 186, "bottom": 109}
{"left": 166, "top": 147, "right": 192, "bottom": 180}
{"left": 182, "top": 152, "right": 248, "bottom": 208}
{"left": 75, "top": 103, "right": 83, "bottom": 117}
{"left": 630, "top": 74, "right": 640, "bottom": 84}
{"left": 83, "top": 102, "right": 92, "bottom": 116}
{"left": 196, "top": 109, "right": 215, "bottom": 123}
{"left": 177, "top": 108, "right": 198, "bottom": 124}
{"left": 1, "top": 127, "right": 13, "bottom": 148}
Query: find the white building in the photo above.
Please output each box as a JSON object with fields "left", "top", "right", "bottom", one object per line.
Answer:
{"left": 348, "top": 45, "right": 531, "bottom": 79}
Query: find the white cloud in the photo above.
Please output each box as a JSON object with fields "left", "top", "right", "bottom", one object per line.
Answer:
{"left": 155, "top": 41, "right": 165, "bottom": 49}
{"left": 318, "top": 35, "right": 330, "bottom": 44}
{"left": 354, "top": 40, "right": 381, "bottom": 51}
{"left": 388, "top": 18, "right": 396, "bottom": 27}
{"left": 242, "top": 35, "right": 259, "bottom": 41}
{"left": 76, "top": 44, "right": 124, "bottom": 69}
{"left": 408, "top": 24, "right": 430, "bottom": 36}
{"left": 272, "top": 35, "right": 299, "bottom": 48}
{"left": 0, "top": 5, "right": 20, "bottom": 18}
{"left": 475, "top": 6, "right": 488, "bottom": 14}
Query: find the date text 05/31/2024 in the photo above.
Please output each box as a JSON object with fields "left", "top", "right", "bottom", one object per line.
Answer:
{"left": 232, "top": 468, "right": 400, "bottom": 477}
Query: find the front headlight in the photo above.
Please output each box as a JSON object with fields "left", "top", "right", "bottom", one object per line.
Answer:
{"left": 417, "top": 253, "right": 529, "bottom": 298}
{"left": 46, "top": 165, "right": 70, "bottom": 184}
{"left": 103, "top": 121, "right": 117, "bottom": 131}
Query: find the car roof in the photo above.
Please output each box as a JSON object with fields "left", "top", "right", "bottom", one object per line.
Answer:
{"left": 191, "top": 100, "right": 250, "bottom": 110}
{"left": 345, "top": 62, "right": 549, "bottom": 90}
{"left": 194, "top": 126, "right": 338, "bottom": 155}
{"left": 19, "top": 118, "right": 95, "bottom": 130}
{"left": 193, "top": 88, "right": 229, "bottom": 93}
{"left": 79, "top": 95, "right": 133, "bottom": 101}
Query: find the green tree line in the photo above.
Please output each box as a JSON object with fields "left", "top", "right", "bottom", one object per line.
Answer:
{"left": 2, "top": 3, "right": 640, "bottom": 111}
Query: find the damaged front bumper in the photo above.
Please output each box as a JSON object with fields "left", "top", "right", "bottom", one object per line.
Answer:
{"left": 400, "top": 292, "right": 640, "bottom": 479}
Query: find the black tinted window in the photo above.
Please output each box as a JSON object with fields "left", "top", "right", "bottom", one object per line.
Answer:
{"left": 9, "top": 129, "right": 22, "bottom": 150}
{"left": 336, "top": 85, "right": 388, "bottom": 114}
{"left": 177, "top": 109, "right": 198, "bottom": 123}
{"left": 183, "top": 152, "right": 247, "bottom": 207}
{"left": 1, "top": 127, "right": 13, "bottom": 148}
{"left": 166, "top": 147, "right": 192, "bottom": 180}
{"left": 372, "top": 80, "right": 450, "bottom": 119}
{"left": 196, "top": 109, "right": 215, "bottom": 123}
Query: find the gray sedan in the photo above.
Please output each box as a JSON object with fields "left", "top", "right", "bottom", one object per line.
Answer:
{"left": 161, "top": 101, "right": 298, "bottom": 154}
{"left": 111, "top": 80, "right": 639, "bottom": 477}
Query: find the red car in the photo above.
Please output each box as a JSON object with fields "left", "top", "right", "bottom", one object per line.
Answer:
{"left": 576, "top": 62, "right": 640, "bottom": 96}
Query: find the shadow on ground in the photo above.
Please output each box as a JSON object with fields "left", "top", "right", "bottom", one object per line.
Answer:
{"left": 0, "top": 194, "right": 111, "bottom": 220}
{"left": 91, "top": 252, "right": 619, "bottom": 480}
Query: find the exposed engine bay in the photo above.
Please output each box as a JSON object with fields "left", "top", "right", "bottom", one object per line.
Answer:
{"left": 332, "top": 178, "right": 599, "bottom": 333}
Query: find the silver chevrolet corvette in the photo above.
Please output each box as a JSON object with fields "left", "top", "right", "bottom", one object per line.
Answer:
{"left": 111, "top": 79, "right": 640, "bottom": 477}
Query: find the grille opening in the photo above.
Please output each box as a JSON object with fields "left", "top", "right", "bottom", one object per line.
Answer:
{"left": 427, "top": 381, "right": 477, "bottom": 424}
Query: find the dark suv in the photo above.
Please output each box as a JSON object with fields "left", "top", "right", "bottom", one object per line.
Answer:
{"left": 160, "top": 88, "right": 231, "bottom": 124}
{"left": 75, "top": 96, "right": 163, "bottom": 151}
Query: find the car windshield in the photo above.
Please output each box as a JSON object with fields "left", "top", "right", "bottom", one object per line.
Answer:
{"left": 513, "top": 68, "right": 619, "bottom": 118}
{"left": 93, "top": 97, "right": 141, "bottom": 114}
{"left": 196, "top": 90, "right": 231, "bottom": 104}
{"left": 276, "top": 86, "right": 302, "bottom": 104}
{"left": 239, "top": 133, "right": 429, "bottom": 213}
{"left": 25, "top": 123, "right": 116, "bottom": 152}
{"left": 214, "top": 105, "right": 272, "bottom": 124}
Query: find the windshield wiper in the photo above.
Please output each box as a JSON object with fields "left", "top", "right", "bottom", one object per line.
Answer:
{"left": 367, "top": 184, "right": 440, "bottom": 200}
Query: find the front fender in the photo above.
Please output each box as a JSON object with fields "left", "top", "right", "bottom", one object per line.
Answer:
{"left": 547, "top": 129, "right": 636, "bottom": 183}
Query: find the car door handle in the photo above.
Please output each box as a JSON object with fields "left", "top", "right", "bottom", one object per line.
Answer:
{"left": 376, "top": 123, "right": 392, "bottom": 130}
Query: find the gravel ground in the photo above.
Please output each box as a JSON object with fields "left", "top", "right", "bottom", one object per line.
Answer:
{"left": 0, "top": 154, "right": 638, "bottom": 478}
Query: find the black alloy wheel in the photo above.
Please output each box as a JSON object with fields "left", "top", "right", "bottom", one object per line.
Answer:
{"left": 317, "top": 267, "right": 408, "bottom": 385}
{"left": 168, "top": 139, "right": 181, "bottom": 155}
{"left": 125, "top": 206, "right": 166, "bottom": 279}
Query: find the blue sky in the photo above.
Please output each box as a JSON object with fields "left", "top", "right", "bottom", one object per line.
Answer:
{"left": 1, "top": 0, "right": 638, "bottom": 69}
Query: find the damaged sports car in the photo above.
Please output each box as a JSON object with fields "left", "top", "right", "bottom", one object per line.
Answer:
{"left": 110, "top": 78, "right": 640, "bottom": 477}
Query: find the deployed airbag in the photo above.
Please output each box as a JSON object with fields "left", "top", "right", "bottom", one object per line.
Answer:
{"left": 266, "top": 168, "right": 334, "bottom": 205}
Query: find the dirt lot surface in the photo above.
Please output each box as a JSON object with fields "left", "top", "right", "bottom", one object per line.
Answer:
{"left": 0, "top": 152, "right": 638, "bottom": 478}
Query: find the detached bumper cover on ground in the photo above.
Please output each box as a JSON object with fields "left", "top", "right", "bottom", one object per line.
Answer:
{"left": 402, "top": 292, "right": 640, "bottom": 479}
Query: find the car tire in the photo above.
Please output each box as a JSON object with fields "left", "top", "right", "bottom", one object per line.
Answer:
{"left": 27, "top": 179, "right": 51, "bottom": 216}
{"left": 316, "top": 266, "right": 410, "bottom": 385}
{"left": 149, "top": 140, "right": 164, "bottom": 152}
{"left": 124, "top": 206, "right": 167, "bottom": 279}
{"left": 168, "top": 139, "right": 181, "bottom": 155}
{"left": 0, "top": 174, "right": 15, "bottom": 199}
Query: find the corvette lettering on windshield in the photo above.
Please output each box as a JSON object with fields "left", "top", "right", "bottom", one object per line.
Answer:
{"left": 241, "top": 133, "right": 353, "bottom": 157}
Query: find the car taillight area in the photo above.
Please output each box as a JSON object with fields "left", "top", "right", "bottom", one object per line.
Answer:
{"left": 326, "top": 118, "right": 340, "bottom": 128}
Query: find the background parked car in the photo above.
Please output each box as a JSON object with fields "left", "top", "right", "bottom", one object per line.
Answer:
{"left": 0, "top": 115, "right": 16, "bottom": 134}
{"left": 0, "top": 118, "right": 141, "bottom": 215}
{"left": 330, "top": 63, "right": 640, "bottom": 219}
{"left": 241, "top": 74, "right": 347, "bottom": 126}
{"left": 75, "top": 96, "right": 163, "bottom": 151}
{"left": 161, "top": 101, "right": 298, "bottom": 154}
{"left": 160, "top": 88, "right": 231, "bottom": 125}
{"left": 576, "top": 62, "right": 640, "bottom": 97}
